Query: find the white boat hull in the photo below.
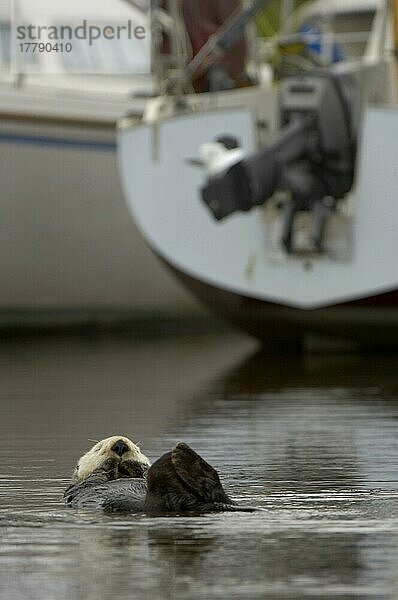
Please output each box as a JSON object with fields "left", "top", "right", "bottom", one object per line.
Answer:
{"left": 0, "top": 102, "right": 199, "bottom": 316}
{"left": 118, "top": 106, "right": 398, "bottom": 346}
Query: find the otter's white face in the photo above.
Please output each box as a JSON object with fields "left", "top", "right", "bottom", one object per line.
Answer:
{"left": 72, "top": 435, "right": 151, "bottom": 483}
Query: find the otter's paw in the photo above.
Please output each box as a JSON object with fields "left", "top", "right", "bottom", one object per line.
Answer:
{"left": 118, "top": 459, "right": 149, "bottom": 479}
{"left": 94, "top": 456, "right": 120, "bottom": 480}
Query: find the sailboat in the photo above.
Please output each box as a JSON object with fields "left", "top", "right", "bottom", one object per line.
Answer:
{"left": 0, "top": 0, "right": 202, "bottom": 319}
{"left": 119, "top": 0, "right": 398, "bottom": 348}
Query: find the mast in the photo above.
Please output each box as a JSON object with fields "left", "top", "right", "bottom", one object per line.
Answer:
{"left": 393, "top": 0, "right": 398, "bottom": 58}
{"left": 280, "top": 0, "right": 294, "bottom": 27}
{"left": 392, "top": 0, "right": 398, "bottom": 99}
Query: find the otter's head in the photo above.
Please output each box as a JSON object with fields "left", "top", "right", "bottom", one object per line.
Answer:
{"left": 72, "top": 435, "right": 151, "bottom": 483}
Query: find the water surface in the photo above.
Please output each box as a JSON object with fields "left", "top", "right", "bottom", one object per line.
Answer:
{"left": 1, "top": 332, "right": 398, "bottom": 599}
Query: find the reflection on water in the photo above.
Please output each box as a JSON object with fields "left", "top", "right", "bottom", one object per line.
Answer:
{"left": 1, "top": 332, "right": 398, "bottom": 599}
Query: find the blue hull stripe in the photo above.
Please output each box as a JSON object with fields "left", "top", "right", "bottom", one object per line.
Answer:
{"left": 0, "top": 132, "right": 116, "bottom": 152}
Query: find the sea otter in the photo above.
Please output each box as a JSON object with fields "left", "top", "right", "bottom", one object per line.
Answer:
{"left": 64, "top": 435, "right": 253, "bottom": 513}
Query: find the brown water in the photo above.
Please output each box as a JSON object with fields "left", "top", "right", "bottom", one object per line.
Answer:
{"left": 1, "top": 332, "right": 398, "bottom": 599}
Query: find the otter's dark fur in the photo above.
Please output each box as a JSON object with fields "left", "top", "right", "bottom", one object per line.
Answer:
{"left": 64, "top": 441, "right": 254, "bottom": 513}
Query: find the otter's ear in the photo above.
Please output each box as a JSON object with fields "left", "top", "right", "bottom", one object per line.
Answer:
{"left": 171, "top": 443, "right": 232, "bottom": 504}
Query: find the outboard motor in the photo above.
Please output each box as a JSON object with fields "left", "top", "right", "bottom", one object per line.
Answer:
{"left": 200, "top": 74, "right": 356, "bottom": 253}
